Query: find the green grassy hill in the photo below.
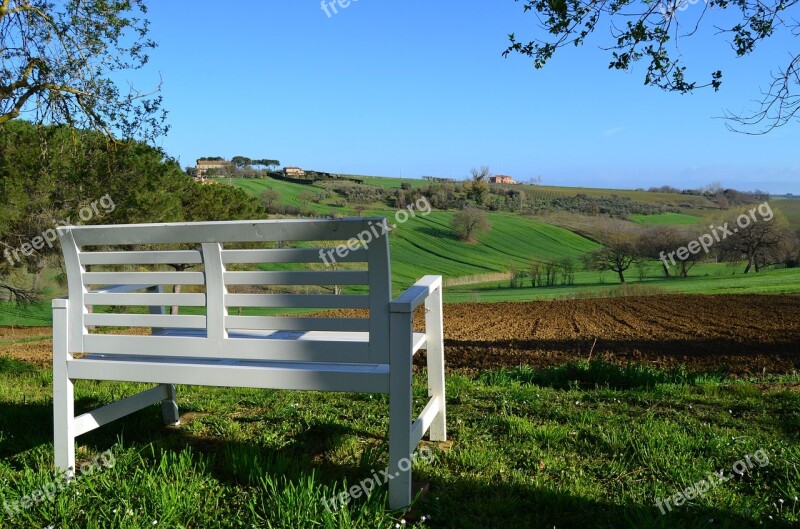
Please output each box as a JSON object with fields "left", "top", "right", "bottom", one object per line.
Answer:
{"left": 772, "top": 197, "right": 800, "bottom": 228}
{"left": 224, "top": 177, "right": 601, "bottom": 288}
{"left": 377, "top": 211, "right": 599, "bottom": 287}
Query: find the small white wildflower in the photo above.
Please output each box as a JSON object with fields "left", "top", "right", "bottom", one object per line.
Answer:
{"left": 779, "top": 499, "right": 784, "bottom": 504}
{"left": 152, "top": 522, "right": 158, "bottom": 526}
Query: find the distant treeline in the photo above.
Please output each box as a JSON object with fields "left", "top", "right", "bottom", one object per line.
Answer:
{"left": 646, "top": 185, "right": 770, "bottom": 209}
{"left": 389, "top": 182, "right": 679, "bottom": 218}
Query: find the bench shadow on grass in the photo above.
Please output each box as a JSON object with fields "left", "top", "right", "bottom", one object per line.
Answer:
{"left": 416, "top": 476, "right": 795, "bottom": 529}
{"left": 64, "top": 411, "right": 793, "bottom": 528}
{"left": 3, "top": 406, "right": 794, "bottom": 528}
{"left": 81, "top": 418, "right": 797, "bottom": 528}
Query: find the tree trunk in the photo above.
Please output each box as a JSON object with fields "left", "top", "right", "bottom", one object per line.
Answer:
{"left": 661, "top": 262, "right": 670, "bottom": 278}
{"left": 617, "top": 270, "right": 626, "bottom": 284}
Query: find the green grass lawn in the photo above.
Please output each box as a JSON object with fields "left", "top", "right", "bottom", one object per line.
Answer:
{"left": 0, "top": 358, "right": 798, "bottom": 528}
{"left": 443, "top": 264, "right": 800, "bottom": 303}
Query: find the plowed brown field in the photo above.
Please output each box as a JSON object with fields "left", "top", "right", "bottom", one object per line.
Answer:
{"left": 427, "top": 294, "right": 800, "bottom": 375}
{"left": 3, "top": 294, "right": 799, "bottom": 375}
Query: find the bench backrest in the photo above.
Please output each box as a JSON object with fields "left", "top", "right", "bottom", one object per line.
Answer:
{"left": 58, "top": 219, "right": 393, "bottom": 365}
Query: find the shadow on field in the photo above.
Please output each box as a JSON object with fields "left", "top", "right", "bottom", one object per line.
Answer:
{"left": 1, "top": 391, "right": 795, "bottom": 528}
{"left": 437, "top": 337, "right": 800, "bottom": 374}
{"left": 415, "top": 476, "right": 794, "bottom": 529}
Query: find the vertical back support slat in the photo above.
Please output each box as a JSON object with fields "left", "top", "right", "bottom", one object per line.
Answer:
{"left": 202, "top": 242, "right": 228, "bottom": 339}
{"left": 61, "top": 230, "right": 87, "bottom": 353}
{"left": 367, "top": 220, "right": 392, "bottom": 364}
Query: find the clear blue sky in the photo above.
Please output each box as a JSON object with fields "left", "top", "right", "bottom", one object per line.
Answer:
{"left": 132, "top": 1, "right": 799, "bottom": 194}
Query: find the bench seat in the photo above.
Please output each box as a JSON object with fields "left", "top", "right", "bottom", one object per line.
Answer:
{"left": 72, "top": 330, "right": 428, "bottom": 393}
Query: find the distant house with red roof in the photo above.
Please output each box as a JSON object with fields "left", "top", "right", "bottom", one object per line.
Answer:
{"left": 489, "top": 175, "right": 516, "bottom": 184}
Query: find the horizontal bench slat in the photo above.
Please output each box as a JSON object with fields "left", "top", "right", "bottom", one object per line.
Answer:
{"left": 85, "top": 314, "right": 206, "bottom": 328}
{"left": 224, "top": 271, "right": 369, "bottom": 286}
{"left": 84, "top": 293, "right": 207, "bottom": 306}
{"left": 68, "top": 358, "right": 390, "bottom": 393}
{"left": 69, "top": 219, "right": 384, "bottom": 246}
{"left": 80, "top": 250, "right": 203, "bottom": 265}
{"left": 83, "top": 272, "right": 205, "bottom": 285}
{"left": 222, "top": 248, "right": 367, "bottom": 264}
{"left": 225, "top": 316, "right": 370, "bottom": 332}
{"left": 225, "top": 293, "right": 370, "bottom": 309}
{"left": 81, "top": 335, "right": 370, "bottom": 363}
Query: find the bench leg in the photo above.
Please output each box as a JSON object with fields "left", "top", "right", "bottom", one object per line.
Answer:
{"left": 389, "top": 311, "right": 413, "bottom": 510}
{"left": 160, "top": 384, "right": 180, "bottom": 425}
{"left": 425, "top": 286, "right": 447, "bottom": 442}
{"left": 53, "top": 303, "right": 75, "bottom": 475}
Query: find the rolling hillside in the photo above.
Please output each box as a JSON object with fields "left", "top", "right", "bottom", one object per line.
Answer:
{"left": 226, "top": 177, "right": 601, "bottom": 289}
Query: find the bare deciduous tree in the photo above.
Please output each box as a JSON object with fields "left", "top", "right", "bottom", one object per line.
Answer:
{"left": 590, "top": 232, "right": 639, "bottom": 283}
{"left": 504, "top": 0, "right": 800, "bottom": 133}
{"left": 0, "top": 0, "right": 167, "bottom": 141}
{"left": 718, "top": 207, "right": 790, "bottom": 272}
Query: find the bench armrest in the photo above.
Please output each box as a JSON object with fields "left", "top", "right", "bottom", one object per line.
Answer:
{"left": 389, "top": 275, "right": 442, "bottom": 313}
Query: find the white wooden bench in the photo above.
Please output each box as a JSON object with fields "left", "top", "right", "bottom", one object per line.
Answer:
{"left": 52, "top": 218, "right": 446, "bottom": 509}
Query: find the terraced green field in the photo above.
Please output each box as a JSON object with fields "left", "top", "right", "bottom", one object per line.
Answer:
{"left": 772, "top": 197, "right": 800, "bottom": 229}
{"left": 222, "top": 177, "right": 332, "bottom": 213}
{"left": 375, "top": 211, "right": 600, "bottom": 287}
{"left": 357, "top": 176, "right": 429, "bottom": 189}
{"left": 226, "top": 178, "right": 602, "bottom": 287}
